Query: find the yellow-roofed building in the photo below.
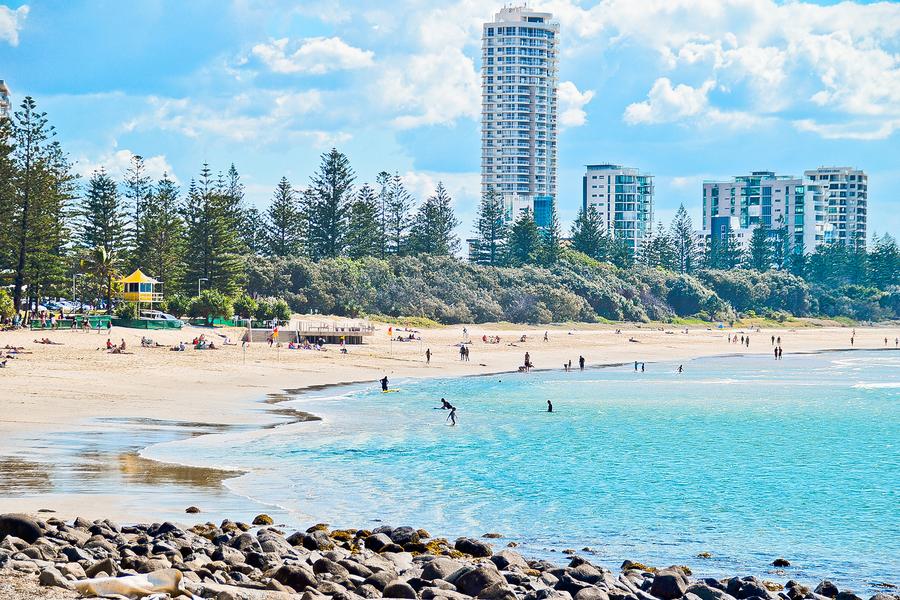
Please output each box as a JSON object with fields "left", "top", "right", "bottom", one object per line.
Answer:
{"left": 118, "top": 269, "right": 163, "bottom": 305}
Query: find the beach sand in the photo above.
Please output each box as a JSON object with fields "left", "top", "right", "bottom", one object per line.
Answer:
{"left": 1, "top": 317, "right": 898, "bottom": 523}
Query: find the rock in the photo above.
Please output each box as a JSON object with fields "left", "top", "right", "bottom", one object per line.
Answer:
{"left": 366, "top": 533, "right": 394, "bottom": 552}
{"left": 686, "top": 584, "right": 738, "bottom": 600}
{"left": 186, "top": 506, "right": 201, "bottom": 514}
{"left": 39, "top": 567, "right": 73, "bottom": 590}
{"left": 252, "top": 514, "right": 274, "bottom": 526}
{"left": 422, "top": 558, "right": 465, "bottom": 581}
{"left": 422, "top": 589, "right": 472, "bottom": 600}
{"left": 835, "top": 593, "right": 862, "bottom": 600}
{"left": 649, "top": 569, "right": 689, "bottom": 600}
{"left": 456, "top": 565, "right": 506, "bottom": 597}
{"left": 479, "top": 582, "right": 518, "bottom": 600}
{"left": 483, "top": 533, "right": 503, "bottom": 539}
{"left": 815, "top": 583, "right": 840, "bottom": 599}
{"left": 273, "top": 564, "right": 318, "bottom": 592}
{"left": 556, "top": 573, "right": 593, "bottom": 596}
{"left": 384, "top": 580, "right": 419, "bottom": 599}
{"left": 570, "top": 564, "right": 605, "bottom": 585}
{"left": 365, "top": 571, "right": 396, "bottom": 591}
{"left": 390, "top": 526, "right": 420, "bottom": 546}
{"left": 507, "top": 542, "right": 519, "bottom": 548}
{"left": 60, "top": 562, "right": 87, "bottom": 579}
{"left": 696, "top": 553, "right": 712, "bottom": 559}
{"left": 455, "top": 537, "right": 493, "bottom": 558}
{"left": 576, "top": 588, "right": 611, "bottom": 600}
{"left": 304, "top": 529, "right": 335, "bottom": 551}
{"left": 0, "top": 514, "right": 42, "bottom": 544}
{"left": 772, "top": 558, "right": 791, "bottom": 568}
{"left": 340, "top": 559, "right": 374, "bottom": 579}
{"left": 85, "top": 557, "right": 118, "bottom": 578}
{"left": 315, "top": 557, "right": 352, "bottom": 581}
{"left": 356, "top": 584, "right": 382, "bottom": 598}
{"left": 491, "top": 550, "right": 529, "bottom": 572}
{"left": 231, "top": 532, "right": 263, "bottom": 553}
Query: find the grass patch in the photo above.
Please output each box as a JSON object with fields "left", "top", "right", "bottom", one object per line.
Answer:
{"left": 367, "top": 314, "right": 444, "bottom": 329}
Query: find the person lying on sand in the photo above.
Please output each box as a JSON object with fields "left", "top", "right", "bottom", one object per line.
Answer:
{"left": 3, "top": 345, "right": 25, "bottom": 350}
{"left": 0, "top": 359, "right": 7, "bottom": 368}
{"left": 34, "top": 338, "right": 63, "bottom": 345}
{"left": 169, "top": 342, "right": 186, "bottom": 352}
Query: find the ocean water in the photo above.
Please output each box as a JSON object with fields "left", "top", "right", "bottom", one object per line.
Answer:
{"left": 144, "top": 351, "right": 899, "bottom": 592}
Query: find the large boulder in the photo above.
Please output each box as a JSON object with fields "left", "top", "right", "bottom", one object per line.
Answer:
{"left": 274, "top": 564, "right": 318, "bottom": 592}
{"left": 390, "top": 527, "right": 420, "bottom": 546}
{"left": 456, "top": 565, "right": 506, "bottom": 597}
{"left": 366, "top": 533, "right": 395, "bottom": 552}
{"left": 422, "top": 558, "right": 464, "bottom": 581}
{"left": 570, "top": 564, "right": 605, "bottom": 585}
{"left": 575, "top": 588, "right": 610, "bottom": 600}
{"left": 39, "top": 567, "right": 73, "bottom": 590}
{"left": 315, "top": 557, "right": 352, "bottom": 581}
{"left": 815, "top": 584, "right": 840, "bottom": 599}
{"left": 384, "top": 580, "right": 419, "bottom": 599}
{"left": 686, "top": 584, "right": 738, "bottom": 600}
{"left": 491, "top": 550, "right": 529, "bottom": 572}
{"left": 0, "top": 514, "right": 42, "bottom": 544}
{"left": 649, "top": 569, "right": 689, "bottom": 600}
{"left": 455, "top": 538, "right": 493, "bottom": 558}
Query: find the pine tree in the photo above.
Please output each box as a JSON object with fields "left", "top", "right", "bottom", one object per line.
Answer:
{"left": 265, "top": 177, "right": 303, "bottom": 258}
{"left": 346, "top": 184, "right": 382, "bottom": 259}
{"left": 376, "top": 171, "right": 390, "bottom": 259}
{"left": 507, "top": 209, "right": 541, "bottom": 266}
{"left": 746, "top": 225, "right": 774, "bottom": 271}
{"left": 669, "top": 204, "right": 696, "bottom": 274}
{"left": 570, "top": 205, "right": 604, "bottom": 260}
{"left": 181, "top": 164, "right": 245, "bottom": 296}
{"left": 471, "top": 187, "right": 508, "bottom": 265}
{"left": 123, "top": 154, "right": 152, "bottom": 269}
{"left": 0, "top": 118, "right": 15, "bottom": 282}
{"left": 407, "top": 182, "right": 460, "bottom": 256}
{"left": 241, "top": 206, "right": 268, "bottom": 256}
{"left": 307, "top": 149, "right": 354, "bottom": 260}
{"left": 704, "top": 230, "right": 742, "bottom": 270}
{"left": 642, "top": 222, "right": 677, "bottom": 270}
{"left": 142, "top": 173, "right": 184, "bottom": 293}
{"left": 80, "top": 169, "right": 128, "bottom": 255}
{"left": 385, "top": 173, "right": 413, "bottom": 256}
{"left": 868, "top": 233, "right": 898, "bottom": 289}
{"left": 539, "top": 202, "right": 561, "bottom": 265}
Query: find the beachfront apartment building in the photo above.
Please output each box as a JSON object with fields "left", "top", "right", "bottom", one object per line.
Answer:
{"left": 0, "top": 80, "right": 10, "bottom": 119}
{"left": 481, "top": 6, "right": 559, "bottom": 228}
{"left": 804, "top": 167, "right": 867, "bottom": 249}
{"left": 699, "top": 171, "right": 830, "bottom": 255}
{"left": 582, "top": 164, "right": 654, "bottom": 255}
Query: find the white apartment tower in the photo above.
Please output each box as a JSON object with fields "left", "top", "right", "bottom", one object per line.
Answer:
{"left": 481, "top": 6, "right": 558, "bottom": 228}
{"left": 803, "top": 167, "right": 867, "bottom": 248}
{"left": 701, "top": 171, "right": 829, "bottom": 254}
{"left": 583, "top": 164, "right": 654, "bottom": 255}
{"left": 0, "top": 80, "right": 10, "bottom": 119}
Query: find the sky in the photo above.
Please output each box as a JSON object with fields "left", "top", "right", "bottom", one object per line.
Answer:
{"left": 2, "top": 0, "right": 900, "bottom": 242}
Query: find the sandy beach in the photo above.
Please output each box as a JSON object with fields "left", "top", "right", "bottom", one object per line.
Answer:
{"left": 2, "top": 317, "right": 899, "bottom": 522}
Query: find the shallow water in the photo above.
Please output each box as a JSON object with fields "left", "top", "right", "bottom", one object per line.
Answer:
{"left": 145, "top": 351, "right": 900, "bottom": 592}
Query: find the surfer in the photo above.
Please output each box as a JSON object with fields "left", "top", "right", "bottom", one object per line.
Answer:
{"left": 380, "top": 376, "right": 388, "bottom": 392}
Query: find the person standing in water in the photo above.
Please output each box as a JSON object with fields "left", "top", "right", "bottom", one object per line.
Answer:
{"left": 677, "top": 365, "right": 683, "bottom": 373}
{"left": 524, "top": 351, "right": 531, "bottom": 371}
{"left": 425, "top": 348, "right": 431, "bottom": 364}
{"left": 447, "top": 405, "right": 457, "bottom": 426}
{"left": 634, "top": 360, "right": 639, "bottom": 372}
{"left": 547, "top": 399, "right": 553, "bottom": 412}
{"left": 380, "top": 376, "right": 389, "bottom": 392}
{"left": 579, "top": 355, "right": 585, "bottom": 371}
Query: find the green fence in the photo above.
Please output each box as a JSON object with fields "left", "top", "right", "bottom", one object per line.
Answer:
{"left": 111, "top": 318, "right": 182, "bottom": 330}
{"left": 31, "top": 315, "right": 112, "bottom": 330}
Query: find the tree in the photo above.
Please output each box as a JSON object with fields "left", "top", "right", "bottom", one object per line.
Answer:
{"left": 669, "top": 204, "right": 696, "bottom": 274}
{"left": 570, "top": 205, "right": 604, "bottom": 260}
{"left": 0, "top": 289, "right": 14, "bottom": 321}
{"left": 868, "top": 233, "right": 900, "bottom": 289}
{"left": 80, "top": 169, "right": 128, "bottom": 256}
{"left": 82, "top": 245, "right": 119, "bottom": 315}
{"left": 181, "top": 164, "right": 245, "bottom": 296}
{"left": 539, "top": 202, "right": 561, "bottom": 266}
{"left": 385, "top": 173, "right": 413, "bottom": 255}
{"left": 142, "top": 173, "right": 184, "bottom": 291}
{"left": 123, "top": 154, "right": 152, "bottom": 269}
{"left": 241, "top": 206, "right": 268, "bottom": 256}
{"left": 507, "top": 209, "right": 541, "bottom": 266}
{"left": 704, "top": 230, "right": 742, "bottom": 270}
{"left": 307, "top": 148, "right": 354, "bottom": 259}
{"left": 471, "top": 187, "right": 508, "bottom": 265}
{"left": 265, "top": 177, "right": 303, "bottom": 258}
{"left": 376, "top": 171, "right": 390, "bottom": 258}
{"left": 188, "top": 289, "right": 233, "bottom": 320}
{"left": 346, "top": 184, "right": 381, "bottom": 259}
{"left": 222, "top": 163, "right": 247, "bottom": 250}
{"left": 746, "top": 225, "right": 774, "bottom": 271}
{"left": 642, "top": 222, "right": 677, "bottom": 270}
{"left": 407, "top": 182, "right": 460, "bottom": 256}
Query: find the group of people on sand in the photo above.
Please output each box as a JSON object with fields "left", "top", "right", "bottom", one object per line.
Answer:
{"left": 482, "top": 334, "right": 501, "bottom": 344}
{"left": 0, "top": 344, "right": 29, "bottom": 368}
{"left": 104, "top": 338, "right": 128, "bottom": 354}
{"left": 287, "top": 339, "right": 328, "bottom": 351}
{"left": 563, "top": 356, "right": 586, "bottom": 372}
{"left": 458, "top": 345, "right": 470, "bottom": 361}
{"left": 727, "top": 333, "right": 751, "bottom": 348}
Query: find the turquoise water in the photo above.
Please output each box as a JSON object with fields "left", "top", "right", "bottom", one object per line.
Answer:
{"left": 146, "top": 351, "right": 899, "bottom": 592}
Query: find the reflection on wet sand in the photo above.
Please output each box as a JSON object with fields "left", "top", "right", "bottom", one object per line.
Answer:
{"left": 0, "top": 457, "right": 53, "bottom": 494}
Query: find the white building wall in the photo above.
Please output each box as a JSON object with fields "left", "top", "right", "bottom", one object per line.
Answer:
{"left": 803, "top": 167, "right": 867, "bottom": 248}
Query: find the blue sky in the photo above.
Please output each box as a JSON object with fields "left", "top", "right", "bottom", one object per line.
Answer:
{"left": 2, "top": 0, "right": 900, "bottom": 241}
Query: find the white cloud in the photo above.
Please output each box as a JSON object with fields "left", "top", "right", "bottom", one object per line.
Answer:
{"left": 558, "top": 81, "right": 595, "bottom": 128}
{"left": 251, "top": 36, "right": 374, "bottom": 75}
{"left": 77, "top": 149, "right": 178, "bottom": 183}
{"left": 0, "top": 4, "right": 28, "bottom": 46}
{"left": 624, "top": 78, "right": 716, "bottom": 125}
{"left": 399, "top": 170, "right": 481, "bottom": 204}
{"left": 126, "top": 90, "right": 349, "bottom": 147}
{"left": 793, "top": 118, "right": 900, "bottom": 141}
{"left": 380, "top": 47, "right": 480, "bottom": 129}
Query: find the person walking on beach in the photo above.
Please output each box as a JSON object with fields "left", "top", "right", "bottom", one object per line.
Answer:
{"left": 447, "top": 405, "right": 457, "bottom": 426}
{"left": 677, "top": 365, "right": 683, "bottom": 373}
{"left": 464, "top": 346, "right": 470, "bottom": 362}
{"left": 745, "top": 336, "right": 750, "bottom": 348}
{"left": 459, "top": 345, "right": 465, "bottom": 361}
{"left": 425, "top": 348, "right": 431, "bottom": 364}
{"left": 579, "top": 355, "right": 585, "bottom": 371}
{"left": 380, "top": 376, "right": 389, "bottom": 392}
{"left": 774, "top": 347, "right": 778, "bottom": 360}
{"left": 567, "top": 359, "right": 572, "bottom": 372}
{"left": 524, "top": 351, "right": 531, "bottom": 372}
{"left": 547, "top": 399, "right": 553, "bottom": 412}
{"left": 634, "top": 360, "right": 639, "bottom": 372}
{"left": 777, "top": 336, "right": 781, "bottom": 345}
{"left": 771, "top": 335, "right": 775, "bottom": 345}
{"left": 641, "top": 362, "right": 645, "bottom": 372}
{"left": 544, "top": 331, "right": 549, "bottom": 342}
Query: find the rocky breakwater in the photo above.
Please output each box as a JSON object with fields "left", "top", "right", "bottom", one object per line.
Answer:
{"left": 0, "top": 513, "right": 896, "bottom": 600}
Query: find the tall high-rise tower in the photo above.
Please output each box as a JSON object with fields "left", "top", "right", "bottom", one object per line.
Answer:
{"left": 481, "top": 6, "right": 558, "bottom": 228}
{"left": 0, "top": 80, "right": 11, "bottom": 119}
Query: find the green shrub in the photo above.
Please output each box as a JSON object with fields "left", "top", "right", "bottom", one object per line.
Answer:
{"left": 0, "top": 289, "right": 14, "bottom": 321}
{"left": 188, "top": 290, "right": 234, "bottom": 320}
{"left": 163, "top": 293, "right": 190, "bottom": 318}
{"left": 115, "top": 302, "right": 137, "bottom": 320}
{"left": 232, "top": 293, "right": 258, "bottom": 319}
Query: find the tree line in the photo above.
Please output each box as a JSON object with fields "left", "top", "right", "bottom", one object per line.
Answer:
{"left": 1, "top": 96, "right": 899, "bottom": 323}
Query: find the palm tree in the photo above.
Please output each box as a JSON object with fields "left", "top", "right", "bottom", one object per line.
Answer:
{"left": 82, "top": 246, "right": 119, "bottom": 314}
